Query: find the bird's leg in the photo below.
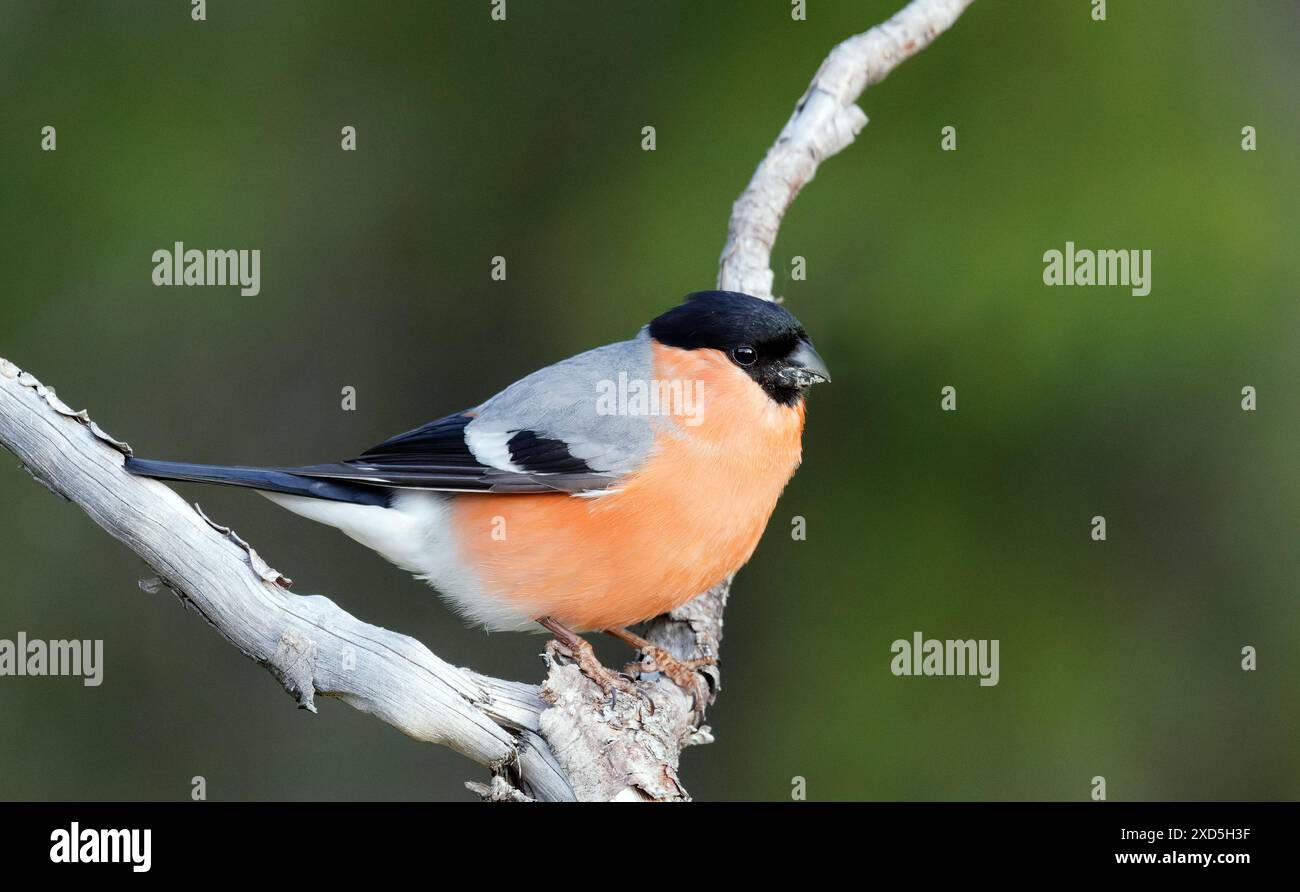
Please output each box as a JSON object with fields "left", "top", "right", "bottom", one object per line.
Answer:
{"left": 606, "top": 626, "right": 715, "bottom": 707}
{"left": 538, "top": 616, "right": 636, "bottom": 699}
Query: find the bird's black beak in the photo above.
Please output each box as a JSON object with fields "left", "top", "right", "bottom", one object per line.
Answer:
{"left": 778, "top": 340, "right": 832, "bottom": 387}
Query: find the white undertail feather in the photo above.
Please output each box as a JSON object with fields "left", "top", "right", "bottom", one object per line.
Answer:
{"left": 259, "top": 490, "right": 535, "bottom": 631}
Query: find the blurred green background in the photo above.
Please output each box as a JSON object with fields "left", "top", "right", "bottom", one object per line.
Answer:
{"left": 1, "top": 0, "right": 1296, "bottom": 801}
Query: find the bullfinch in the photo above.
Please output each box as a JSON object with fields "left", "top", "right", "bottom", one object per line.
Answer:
{"left": 125, "top": 290, "right": 830, "bottom": 695}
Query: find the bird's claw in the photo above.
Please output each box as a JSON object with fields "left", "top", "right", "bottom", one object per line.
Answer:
{"left": 546, "top": 638, "right": 644, "bottom": 706}
{"left": 626, "top": 646, "right": 715, "bottom": 712}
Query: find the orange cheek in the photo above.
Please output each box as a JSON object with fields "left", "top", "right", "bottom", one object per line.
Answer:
{"left": 450, "top": 343, "right": 805, "bottom": 631}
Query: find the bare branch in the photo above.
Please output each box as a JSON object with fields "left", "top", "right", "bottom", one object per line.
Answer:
{"left": 0, "top": 0, "right": 973, "bottom": 802}
{"left": 720, "top": 0, "right": 976, "bottom": 299}
{"left": 0, "top": 358, "right": 571, "bottom": 802}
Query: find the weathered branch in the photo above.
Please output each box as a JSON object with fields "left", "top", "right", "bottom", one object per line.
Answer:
{"left": 720, "top": 0, "right": 976, "bottom": 299}
{"left": 0, "top": 0, "right": 972, "bottom": 801}
{"left": 0, "top": 358, "right": 573, "bottom": 801}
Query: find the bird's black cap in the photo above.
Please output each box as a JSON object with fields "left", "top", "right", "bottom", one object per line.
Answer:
{"left": 649, "top": 290, "right": 828, "bottom": 406}
{"left": 648, "top": 290, "right": 807, "bottom": 354}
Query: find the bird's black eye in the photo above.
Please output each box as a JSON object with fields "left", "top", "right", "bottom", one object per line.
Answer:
{"left": 731, "top": 345, "right": 757, "bottom": 367}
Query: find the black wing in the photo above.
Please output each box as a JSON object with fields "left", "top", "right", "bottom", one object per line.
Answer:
{"left": 288, "top": 412, "right": 617, "bottom": 494}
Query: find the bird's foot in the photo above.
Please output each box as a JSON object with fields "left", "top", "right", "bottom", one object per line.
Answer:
{"left": 539, "top": 616, "right": 638, "bottom": 704}
{"left": 609, "top": 628, "right": 715, "bottom": 711}
{"left": 545, "top": 638, "right": 637, "bottom": 699}
{"left": 628, "top": 647, "right": 714, "bottom": 711}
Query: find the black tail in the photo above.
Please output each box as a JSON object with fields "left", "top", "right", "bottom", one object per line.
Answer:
{"left": 124, "top": 458, "right": 390, "bottom": 507}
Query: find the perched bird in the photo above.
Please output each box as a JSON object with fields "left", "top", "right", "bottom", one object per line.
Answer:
{"left": 126, "top": 290, "right": 830, "bottom": 697}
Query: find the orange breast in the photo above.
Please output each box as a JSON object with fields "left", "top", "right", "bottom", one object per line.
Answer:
{"left": 450, "top": 342, "right": 806, "bottom": 631}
